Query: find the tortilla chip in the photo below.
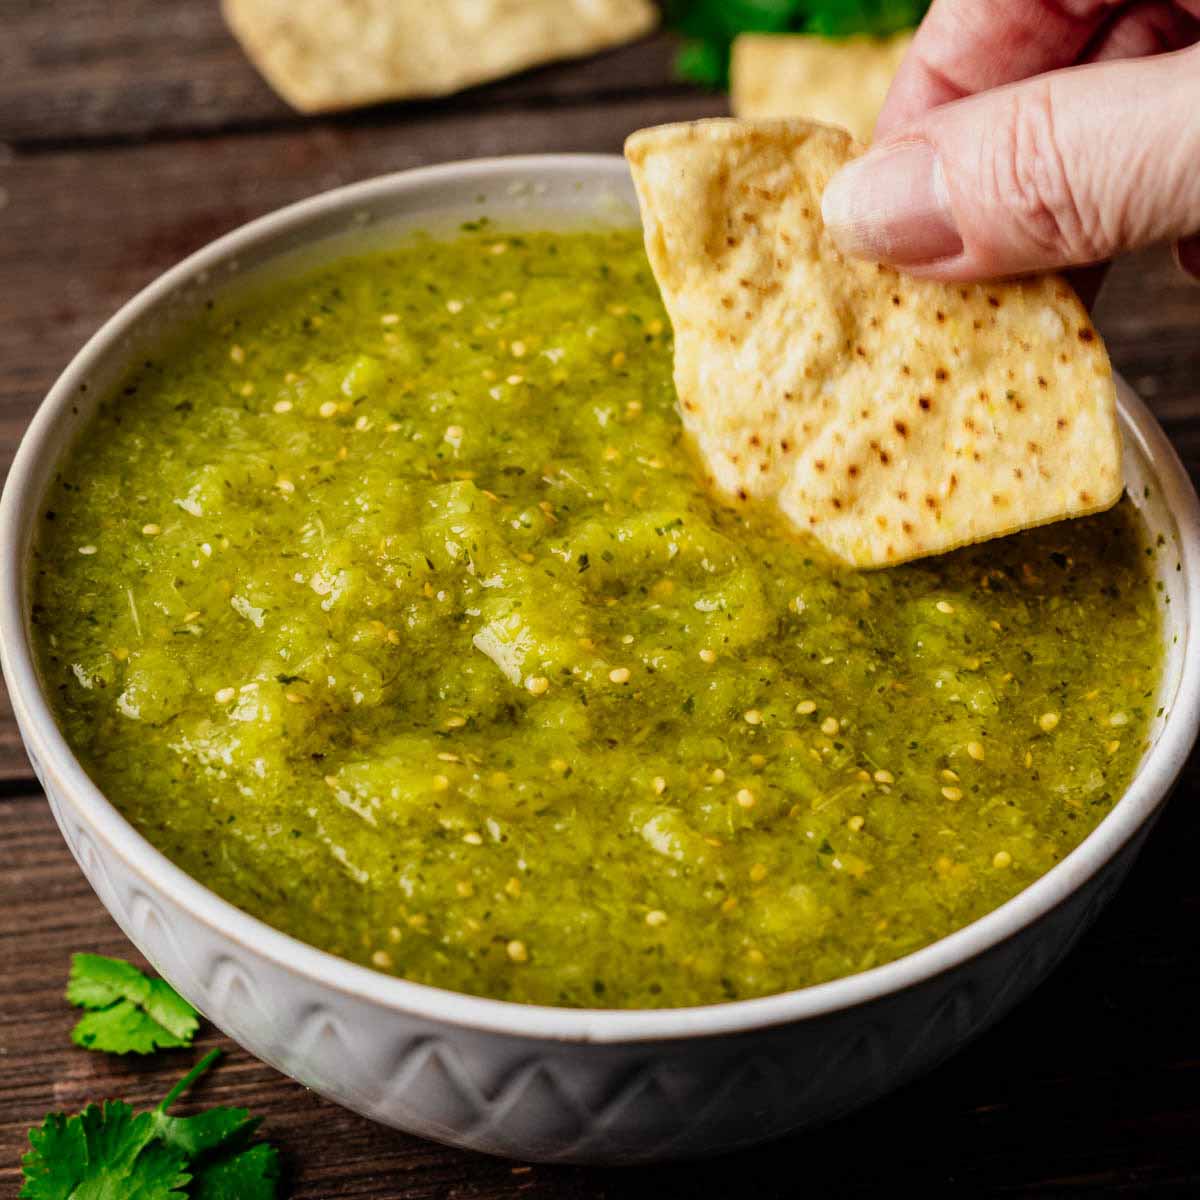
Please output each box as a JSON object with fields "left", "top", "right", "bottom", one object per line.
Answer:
{"left": 731, "top": 32, "right": 913, "bottom": 143}
{"left": 624, "top": 119, "right": 1122, "bottom": 568}
{"left": 222, "top": 0, "right": 658, "bottom": 113}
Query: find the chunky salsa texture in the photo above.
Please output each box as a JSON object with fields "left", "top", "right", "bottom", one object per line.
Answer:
{"left": 32, "top": 228, "right": 1162, "bottom": 1008}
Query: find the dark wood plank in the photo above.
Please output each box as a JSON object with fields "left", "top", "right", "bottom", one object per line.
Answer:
{"left": 0, "top": 688, "right": 24, "bottom": 783}
{"left": 0, "top": 0, "right": 686, "bottom": 146}
{"left": 4, "top": 747, "right": 1200, "bottom": 1197}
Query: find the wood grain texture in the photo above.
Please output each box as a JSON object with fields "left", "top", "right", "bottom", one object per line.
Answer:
{"left": 3, "top": 9, "right": 1200, "bottom": 1193}
{"left": 0, "top": 0, "right": 683, "bottom": 146}
{"left": 3, "top": 778, "right": 1200, "bottom": 1198}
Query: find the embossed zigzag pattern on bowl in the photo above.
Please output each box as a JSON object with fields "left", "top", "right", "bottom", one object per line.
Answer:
{"left": 41, "top": 775, "right": 1135, "bottom": 1162}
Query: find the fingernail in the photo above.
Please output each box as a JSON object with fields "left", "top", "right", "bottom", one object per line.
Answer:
{"left": 1175, "top": 234, "right": 1200, "bottom": 284}
{"left": 821, "top": 140, "right": 963, "bottom": 265}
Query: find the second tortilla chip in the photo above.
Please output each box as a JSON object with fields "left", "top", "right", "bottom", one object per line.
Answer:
{"left": 222, "top": 0, "right": 658, "bottom": 113}
{"left": 625, "top": 119, "right": 1123, "bottom": 568}
{"left": 731, "top": 32, "right": 913, "bottom": 143}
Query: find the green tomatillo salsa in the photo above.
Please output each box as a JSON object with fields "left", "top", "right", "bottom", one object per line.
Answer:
{"left": 32, "top": 227, "right": 1163, "bottom": 1008}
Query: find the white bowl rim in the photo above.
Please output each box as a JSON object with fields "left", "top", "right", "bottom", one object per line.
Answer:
{"left": 3, "top": 153, "right": 1199, "bottom": 1046}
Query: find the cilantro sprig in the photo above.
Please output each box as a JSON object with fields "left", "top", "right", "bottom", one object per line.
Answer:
{"left": 666, "top": 0, "right": 931, "bottom": 88}
{"left": 20, "top": 1049, "right": 281, "bottom": 1200}
{"left": 67, "top": 953, "right": 199, "bottom": 1055}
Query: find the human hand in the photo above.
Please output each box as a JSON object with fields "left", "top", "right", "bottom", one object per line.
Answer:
{"left": 820, "top": 0, "right": 1200, "bottom": 282}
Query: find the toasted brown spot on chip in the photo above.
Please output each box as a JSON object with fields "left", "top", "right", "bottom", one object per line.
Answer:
{"left": 624, "top": 118, "right": 1122, "bottom": 566}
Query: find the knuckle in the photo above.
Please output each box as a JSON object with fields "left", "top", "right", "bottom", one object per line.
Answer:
{"left": 981, "top": 85, "right": 1107, "bottom": 265}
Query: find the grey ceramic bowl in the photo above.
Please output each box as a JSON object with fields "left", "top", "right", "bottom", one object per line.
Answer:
{"left": 2, "top": 156, "right": 1199, "bottom": 1165}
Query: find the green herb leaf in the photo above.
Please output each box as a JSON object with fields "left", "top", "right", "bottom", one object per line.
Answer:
{"left": 190, "top": 1143, "right": 282, "bottom": 1200}
{"left": 21, "top": 1051, "right": 281, "bottom": 1200}
{"left": 20, "top": 1102, "right": 190, "bottom": 1200}
{"left": 71, "top": 1000, "right": 193, "bottom": 1056}
{"left": 64, "top": 953, "right": 150, "bottom": 1010}
{"left": 66, "top": 954, "right": 199, "bottom": 1055}
{"left": 149, "top": 1053, "right": 260, "bottom": 1158}
{"left": 674, "top": 39, "right": 727, "bottom": 87}
{"left": 154, "top": 1107, "right": 259, "bottom": 1161}
{"left": 666, "top": 0, "right": 930, "bottom": 89}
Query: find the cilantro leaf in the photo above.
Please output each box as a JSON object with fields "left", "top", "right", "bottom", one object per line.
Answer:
{"left": 154, "top": 1053, "right": 280, "bottom": 1200}
{"left": 21, "top": 1050, "right": 281, "bottom": 1200}
{"left": 153, "top": 1107, "right": 259, "bottom": 1161}
{"left": 67, "top": 954, "right": 199, "bottom": 1054}
{"left": 71, "top": 1000, "right": 194, "bottom": 1055}
{"left": 65, "top": 954, "right": 150, "bottom": 1010}
{"left": 803, "top": 0, "right": 929, "bottom": 37}
{"left": 143, "top": 980, "right": 202, "bottom": 1042}
{"left": 190, "top": 1143, "right": 282, "bottom": 1200}
{"left": 20, "top": 1101, "right": 190, "bottom": 1200}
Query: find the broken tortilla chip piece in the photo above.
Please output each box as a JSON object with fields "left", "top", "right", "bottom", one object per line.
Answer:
{"left": 624, "top": 119, "right": 1122, "bottom": 568}
{"left": 731, "top": 32, "right": 913, "bottom": 143}
{"left": 222, "top": 0, "right": 658, "bottom": 113}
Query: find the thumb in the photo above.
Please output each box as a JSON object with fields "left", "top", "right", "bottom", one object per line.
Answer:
{"left": 821, "top": 45, "right": 1200, "bottom": 280}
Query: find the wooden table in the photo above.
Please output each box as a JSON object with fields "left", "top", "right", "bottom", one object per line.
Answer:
{"left": 4, "top": 6, "right": 1200, "bottom": 1195}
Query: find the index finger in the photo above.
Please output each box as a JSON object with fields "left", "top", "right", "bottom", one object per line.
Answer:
{"left": 875, "top": 0, "right": 1122, "bottom": 136}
